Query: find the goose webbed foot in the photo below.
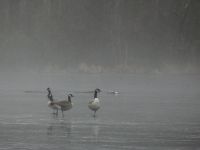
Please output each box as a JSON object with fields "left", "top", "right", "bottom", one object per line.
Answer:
{"left": 52, "top": 110, "right": 56, "bottom": 115}
{"left": 52, "top": 109, "right": 58, "bottom": 116}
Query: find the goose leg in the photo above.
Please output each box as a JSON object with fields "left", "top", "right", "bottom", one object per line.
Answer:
{"left": 61, "top": 109, "right": 64, "bottom": 117}
{"left": 52, "top": 109, "right": 56, "bottom": 115}
{"left": 93, "top": 111, "right": 96, "bottom": 118}
{"left": 56, "top": 108, "right": 58, "bottom": 116}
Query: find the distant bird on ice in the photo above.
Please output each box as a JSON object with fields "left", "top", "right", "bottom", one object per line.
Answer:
{"left": 88, "top": 88, "right": 101, "bottom": 117}
{"left": 47, "top": 88, "right": 74, "bottom": 117}
{"left": 107, "top": 90, "right": 119, "bottom": 95}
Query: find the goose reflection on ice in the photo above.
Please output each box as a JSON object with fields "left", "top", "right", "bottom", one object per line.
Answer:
{"left": 47, "top": 121, "right": 72, "bottom": 139}
{"left": 90, "top": 118, "right": 100, "bottom": 142}
{"left": 92, "top": 124, "right": 100, "bottom": 141}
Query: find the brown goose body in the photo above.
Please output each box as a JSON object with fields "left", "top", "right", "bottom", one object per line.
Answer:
{"left": 52, "top": 100, "right": 73, "bottom": 111}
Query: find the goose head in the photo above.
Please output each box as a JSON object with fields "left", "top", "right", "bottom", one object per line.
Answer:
{"left": 68, "top": 94, "right": 74, "bottom": 103}
{"left": 94, "top": 88, "right": 101, "bottom": 98}
{"left": 47, "top": 87, "right": 53, "bottom": 101}
{"left": 47, "top": 87, "right": 51, "bottom": 92}
{"left": 68, "top": 94, "right": 74, "bottom": 97}
{"left": 95, "top": 88, "right": 101, "bottom": 93}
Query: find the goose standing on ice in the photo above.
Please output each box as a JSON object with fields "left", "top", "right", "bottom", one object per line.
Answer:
{"left": 88, "top": 88, "right": 101, "bottom": 117}
{"left": 47, "top": 88, "right": 59, "bottom": 115}
{"left": 51, "top": 94, "right": 74, "bottom": 117}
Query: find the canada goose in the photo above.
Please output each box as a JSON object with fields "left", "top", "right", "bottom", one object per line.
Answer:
{"left": 51, "top": 94, "right": 74, "bottom": 117}
{"left": 47, "top": 88, "right": 59, "bottom": 115}
{"left": 88, "top": 88, "right": 101, "bottom": 117}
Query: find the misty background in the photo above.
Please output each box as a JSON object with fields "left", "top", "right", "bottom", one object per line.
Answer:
{"left": 0, "top": 0, "right": 199, "bottom": 73}
{"left": 0, "top": 1, "right": 200, "bottom": 149}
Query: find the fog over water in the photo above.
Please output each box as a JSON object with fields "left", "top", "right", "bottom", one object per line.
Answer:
{"left": 0, "top": 0, "right": 199, "bottom": 73}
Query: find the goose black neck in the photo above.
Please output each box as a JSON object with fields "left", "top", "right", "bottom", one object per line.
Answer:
{"left": 47, "top": 90, "right": 51, "bottom": 96}
{"left": 47, "top": 90, "right": 53, "bottom": 101}
{"left": 68, "top": 96, "right": 72, "bottom": 103}
{"left": 94, "top": 90, "right": 98, "bottom": 99}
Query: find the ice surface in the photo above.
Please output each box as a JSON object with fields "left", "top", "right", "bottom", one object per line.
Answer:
{"left": 0, "top": 73, "right": 200, "bottom": 150}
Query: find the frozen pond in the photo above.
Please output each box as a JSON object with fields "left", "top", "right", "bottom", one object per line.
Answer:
{"left": 0, "top": 73, "right": 200, "bottom": 150}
